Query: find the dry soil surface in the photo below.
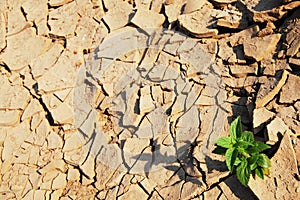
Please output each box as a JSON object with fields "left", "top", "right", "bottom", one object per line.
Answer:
{"left": 0, "top": 0, "right": 300, "bottom": 199}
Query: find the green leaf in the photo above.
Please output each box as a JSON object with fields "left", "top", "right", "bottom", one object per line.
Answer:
{"left": 246, "top": 142, "right": 271, "bottom": 154}
{"left": 254, "top": 142, "right": 271, "bottom": 152}
{"left": 234, "top": 157, "right": 241, "bottom": 166}
{"left": 250, "top": 162, "right": 257, "bottom": 170}
{"left": 248, "top": 154, "right": 259, "bottom": 165}
{"left": 257, "top": 154, "right": 271, "bottom": 168}
{"left": 215, "top": 137, "right": 232, "bottom": 148}
{"left": 234, "top": 141, "right": 252, "bottom": 149}
{"left": 248, "top": 154, "right": 259, "bottom": 170}
{"left": 212, "top": 146, "right": 227, "bottom": 155}
{"left": 255, "top": 167, "right": 264, "bottom": 179}
{"left": 225, "top": 148, "right": 238, "bottom": 172}
{"left": 236, "top": 147, "right": 250, "bottom": 158}
{"left": 245, "top": 147, "right": 258, "bottom": 154}
{"left": 236, "top": 159, "right": 251, "bottom": 187}
{"left": 241, "top": 131, "right": 254, "bottom": 142}
{"left": 229, "top": 116, "right": 242, "bottom": 140}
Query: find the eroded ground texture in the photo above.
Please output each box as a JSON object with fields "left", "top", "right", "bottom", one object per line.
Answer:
{"left": 0, "top": 0, "right": 300, "bottom": 199}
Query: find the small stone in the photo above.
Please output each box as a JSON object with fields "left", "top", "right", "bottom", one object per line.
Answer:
{"left": 176, "top": 106, "right": 200, "bottom": 142}
{"left": 67, "top": 168, "right": 81, "bottom": 181}
{"left": 178, "top": 7, "right": 220, "bottom": 38}
{"left": 243, "top": 34, "right": 281, "bottom": 61}
{"left": 278, "top": 50, "right": 285, "bottom": 58}
{"left": 21, "top": 99, "right": 43, "bottom": 121}
{"left": 183, "top": 0, "right": 206, "bottom": 14}
{"left": 228, "top": 25, "right": 260, "bottom": 46}
{"left": 256, "top": 70, "right": 288, "bottom": 108}
{"left": 277, "top": 106, "right": 300, "bottom": 133}
{"left": 2, "top": 121, "right": 30, "bottom": 161}
{"left": 22, "top": 0, "right": 48, "bottom": 35}
{"left": 76, "top": 0, "right": 105, "bottom": 20}
{"left": 1, "top": 28, "right": 52, "bottom": 71}
{"left": 164, "top": 0, "right": 185, "bottom": 24}
{"left": 30, "top": 43, "right": 64, "bottom": 79}
{"left": 50, "top": 189, "right": 63, "bottom": 200}
{"left": 72, "top": 16, "right": 100, "bottom": 50}
{"left": 218, "top": 38, "right": 236, "bottom": 63}
{"left": 140, "top": 86, "right": 155, "bottom": 115}
{"left": 261, "top": 59, "right": 276, "bottom": 76}
{"left": 280, "top": 74, "right": 300, "bottom": 103}
{"left": 37, "top": 51, "right": 78, "bottom": 93}
{"left": 102, "top": 2, "right": 133, "bottom": 31}
{"left": 0, "top": 77, "right": 31, "bottom": 110}
{"left": 102, "top": 0, "right": 120, "bottom": 10}
{"left": 46, "top": 132, "right": 63, "bottom": 149}
{"left": 257, "top": 21, "right": 276, "bottom": 37}
{"left": 0, "top": 110, "right": 20, "bottom": 126}
{"left": 49, "top": 102, "right": 73, "bottom": 125}
{"left": 131, "top": 9, "right": 165, "bottom": 29}
{"left": 48, "top": 1, "right": 79, "bottom": 36}
{"left": 151, "top": 85, "right": 163, "bottom": 105}
{"left": 6, "top": 5, "right": 29, "bottom": 35}
{"left": 63, "top": 131, "right": 85, "bottom": 152}
{"left": 286, "top": 22, "right": 300, "bottom": 57}
{"left": 275, "top": 59, "right": 291, "bottom": 71}
{"left": 229, "top": 64, "right": 258, "bottom": 77}
{"left": 216, "top": 8, "right": 248, "bottom": 29}
{"left": 253, "top": 107, "right": 275, "bottom": 133}
{"left": 267, "top": 117, "right": 289, "bottom": 144}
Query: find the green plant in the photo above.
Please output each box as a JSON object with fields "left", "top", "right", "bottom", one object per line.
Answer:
{"left": 213, "top": 116, "right": 271, "bottom": 186}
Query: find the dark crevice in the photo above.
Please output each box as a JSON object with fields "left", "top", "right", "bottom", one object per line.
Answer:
{"left": 160, "top": 4, "right": 170, "bottom": 29}
{"left": 0, "top": 63, "right": 11, "bottom": 73}
{"left": 38, "top": 96, "right": 55, "bottom": 126}
{"left": 137, "top": 181, "right": 150, "bottom": 195}
{"left": 101, "top": 18, "right": 110, "bottom": 33}
{"left": 20, "top": 6, "right": 28, "bottom": 21}
{"left": 20, "top": 71, "right": 56, "bottom": 126}
{"left": 48, "top": 33, "right": 67, "bottom": 48}
{"left": 32, "top": 21, "right": 38, "bottom": 35}
{"left": 101, "top": 0, "right": 108, "bottom": 12}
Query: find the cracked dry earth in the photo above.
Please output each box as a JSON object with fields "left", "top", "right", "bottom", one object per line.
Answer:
{"left": 0, "top": 0, "right": 300, "bottom": 200}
